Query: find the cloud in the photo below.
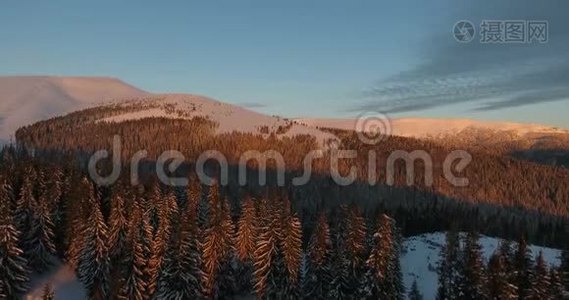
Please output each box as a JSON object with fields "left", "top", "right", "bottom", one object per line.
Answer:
{"left": 356, "top": 0, "right": 569, "bottom": 114}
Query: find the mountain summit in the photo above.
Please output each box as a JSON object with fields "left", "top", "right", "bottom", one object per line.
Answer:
{"left": 0, "top": 76, "right": 148, "bottom": 141}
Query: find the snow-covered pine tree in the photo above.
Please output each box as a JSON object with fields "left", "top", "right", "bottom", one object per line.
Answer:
{"left": 41, "top": 283, "right": 55, "bottom": 300}
{"left": 65, "top": 177, "right": 90, "bottom": 269}
{"left": 155, "top": 193, "right": 203, "bottom": 299}
{"left": 436, "top": 229, "right": 463, "bottom": 300}
{"left": 361, "top": 214, "right": 403, "bottom": 299}
{"left": 514, "top": 237, "right": 534, "bottom": 298}
{"left": 148, "top": 188, "right": 178, "bottom": 297}
{"left": 487, "top": 249, "right": 517, "bottom": 299}
{"left": 235, "top": 196, "right": 257, "bottom": 293}
{"left": 15, "top": 166, "right": 37, "bottom": 251}
{"left": 279, "top": 198, "right": 303, "bottom": 298}
{"left": 408, "top": 279, "right": 423, "bottom": 300}
{"left": 560, "top": 250, "right": 569, "bottom": 291}
{"left": 107, "top": 184, "right": 131, "bottom": 295}
{"left": 344, "top": 205, "right": 367, "bottom": 298}
{"left": 462, "top": 231, "right": 488, "bottom": 299}
{"left": 548, "top": 268, "right": 565, "bottom": 298}
{"left": 328, "top": 206, "right": 351, "bottom": 299}
{"left": 253, "top": 198, "right": 280, "bottom": 298}
{"left": 0, "top": 177, "right": 30, "bottom": 299}
{"left": 107, "top": 185, "right": 129, "bottom": 262}
{"left": 25, "top": 192, "right": 56, "bottom": 273}
{"left": 528, "top": 251, "right": 551, "bottom": 298}
{"left": 201, "top": 182, "right": 235, "bottom": 298}
{"left": 303, "top": 213, "right": 332, "bottom": 299}
{"left": 117, "top": 194, "right": 148, "bottom": 300}
{"left": 76, "top": 182, "right": 111, "bottom": 299}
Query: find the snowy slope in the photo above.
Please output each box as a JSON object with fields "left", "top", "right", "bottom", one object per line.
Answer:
{"left": 97, "top": 94, "right": 338, "bottom": 146}
{"left": 0, "top": 76, "right": 148, "bottom": 141}
{"left": 401, "top": 232, "right": 561, "bottom": 300}
{"left": 297, "top": 117, "right": 569, "bottom": 139}
{"left": 25, "top": 232, "right": 561, "bottom": 299}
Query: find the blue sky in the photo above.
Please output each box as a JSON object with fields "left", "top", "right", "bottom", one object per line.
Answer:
{"left": 1, "top": 1, "right": 568, "bottom": 128}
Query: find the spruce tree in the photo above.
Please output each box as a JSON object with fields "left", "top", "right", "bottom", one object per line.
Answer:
{"left": 156, "top": 190, "right": 203, "bottom": 299}
{"left": 0, "top": 177, "right": 31, "bottom": 299}
{"left": 107, "top": 185, "right": 129, "bottom": 262}
{"left": 462, "top": 232, "right": 487, "bottom": 299}
{"left": 25, "top": 195, "right": 56, "bottom": 273}
{"left": 235, "top": 196, "right": 257, "bottom": 293}
{"left": 487, "top": 250, "right": 517, "bottom": 299}
{"left": 302, "top": 213, "right": 332, "bottom": 299}
{"left": 328, "top": 206, "right": 350, "bottom": 300}
{"left": 117, "top": 195, "right": 151, "bottom": 300}
{"left": 148, "top": 188, "right": 178, "bottom": 297}
{"left": 278, "top": 198, "right": 303, "bottom": 299}
{"left": 76, "top": 183, "right": 111, "bottom": 299}
{"left": 361, "top": 214, "right": 403, "bottom": 299}
{"left": 201, "top": 183, "right": 235, "bottom": 298}
{"left": 513, "top": 237, "right": 534, "bottom": 298}
{"left": 528, "top": 251, "right": 550, "bottom": 298}
{"left": 548, "top": 268, "right": 565, "bottom": 299}
{"left": 436, "top": 229, "right": 463, "bottom": 300}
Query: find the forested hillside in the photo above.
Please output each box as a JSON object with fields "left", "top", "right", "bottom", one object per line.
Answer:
{"left": 1, "top": 150, "right": 568, "bottom": 299}
{"left": 15, "top": 101, "right": 569, "bottom": 247}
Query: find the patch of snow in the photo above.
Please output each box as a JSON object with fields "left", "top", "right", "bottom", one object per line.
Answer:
{"left": 26, "top": 262, "right": 85, "bottom": 299}
{"left": 297, "top": 117, "right": 569, "bottom": 139}
{"left": 401, "top": 232, "right": 561, "bottom": 300}
{"left": 0, "top": 76, "right": 148, "bottom": 140}
{"left": 97, "top": 94, "right": 338, "bottom": 147}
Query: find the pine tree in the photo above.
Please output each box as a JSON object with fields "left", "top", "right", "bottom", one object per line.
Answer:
{"left": 361, "top": 214, "right": 403, "bottom": 299}
{"left": 326, "top": 206, "right": 353, "bottom": 300}
{"left": 25, "top": 194, "right": 56, "bottom": 273}
{"left": 303, "top": 213, "right": 332, "bottom": 299}
{"left": 344, "top": 206, "right": 367, "bottom": 298}
{"left": 117, "top": 195, "right": 151, "bottom": 300}
{"left": 235, "top": 196, "right": 257, "bottom": 293}
{"left": 41, "top": 283, "right": 55, "bottom": 300}
{"left": 436, "top": 229, "right": 463, "bottom": 300}
{"left": 514, "top": 237, "right": 534, "bottom": 298}
{"left": 487, "top": 250, "right": 517, "bottom": 299}
{"left": 65, "top": 177, "right": 90, "bottom": 269}
{"left": 253, "top": 198, "right": 283, "bottom": 298}
{"left": 548, "top": 268, "right": 565, "bottom": 299}
{"left": 279, "top": 198, "right": 303, "bottom": 299}
{"left": 76, "top": 183, "right": 111, "bottom": 299}
{"left": 0, "top": 177, "right": 30, "bottom": 299}
{"left": 107, "top": 185, "right": 129, "bottom": 262}
{"left": 528, "top": 251, "right": 551, "bottom": 298}
{"left": 408, "top": 279, "right": 423, "bottom": 300}
{"left": 560, "top": 250, "right": 569, "bottom": 292}
{"left": 461, "top": 232, "right": 487, "bottom": 299}
{"left": 201, "top": 183, "right": 235, "bottom": 298}
{"left": 148, "top": 188, "right": 178, "bottom": 297}
{"left": 156, "top": 189, "right": 203, "bottom": 299}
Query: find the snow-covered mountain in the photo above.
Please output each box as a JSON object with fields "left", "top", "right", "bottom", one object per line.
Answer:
{"left": 0, "top": 76, "right": 148, "bottom": 142}
{"left": 93, "top": 94, "right": 338, "bottom": 146}
{"left": 297, "top": 117, "right": 569, "bottom": 139}
{"left": 26, "top": 232, "right": 561, "bottom": 299}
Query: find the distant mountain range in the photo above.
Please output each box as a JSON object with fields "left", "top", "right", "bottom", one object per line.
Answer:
{"left": 3, "top": 76, "right": 569, "bottom": 168}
